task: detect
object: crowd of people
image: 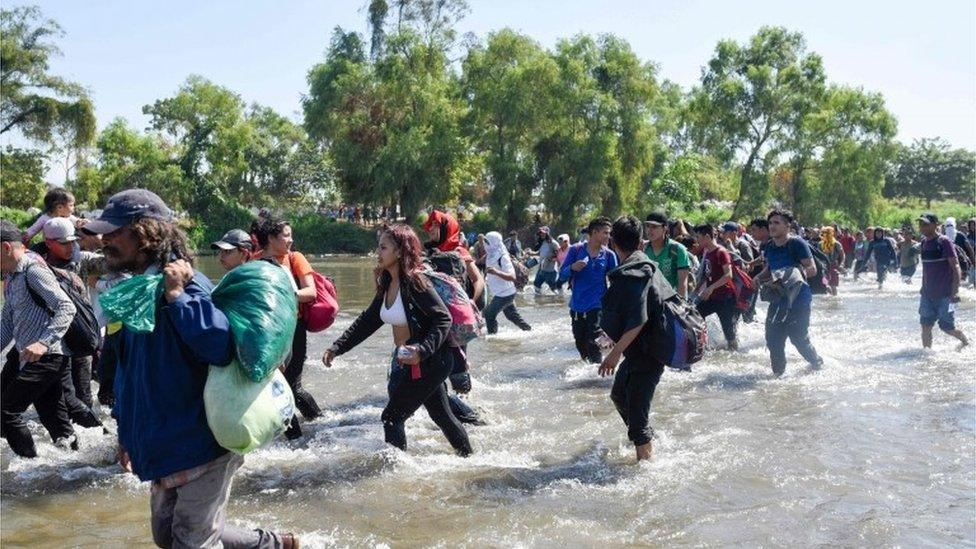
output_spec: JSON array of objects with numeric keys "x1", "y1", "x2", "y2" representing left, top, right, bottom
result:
[{"x1": 1, "y1": 186, "x2": 973, "y2": 548}]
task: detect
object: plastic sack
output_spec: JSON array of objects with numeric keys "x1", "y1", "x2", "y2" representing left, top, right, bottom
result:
[
  {"x1": 98, "y1": 274, "x2": 164, "y2": 333},
  {"x1": 211, "y1": 261, "x2": 297, "y2": 382},
  {"x1": 204, "y1": 361, "x2": 294, "y2": 454}
]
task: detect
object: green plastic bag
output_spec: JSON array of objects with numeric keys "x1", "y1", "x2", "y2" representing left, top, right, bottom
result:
[
  {"x1": 211, "y1": 261, "x2": 297, "y2": 382},
  {"x1": 99, "y1": 274, "x2": 164, "y2": 333},
  {"x1": 204, "y1": 361, "x2": 294, "y2": 454}
]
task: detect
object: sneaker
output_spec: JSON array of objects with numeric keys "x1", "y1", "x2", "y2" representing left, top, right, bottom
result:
[
  {"x1": 54, "y1": 434, "x2": 79, "y2": 451},
  {"x1": 280, "y1": 533, "x2": 300, "y2": 549}
]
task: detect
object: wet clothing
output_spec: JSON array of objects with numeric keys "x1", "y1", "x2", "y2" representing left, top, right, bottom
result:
[
  {"x1": 863, "y1": 237, "x2": 897, "y2": 282},
  {"x1": 919, "y1": 296, "x2": 956, "y2": 332},
  {"x1": 0, "y1": 353, "x2": 74, "y2": 458},
  {"x1": 762, "y1": 237, "x2": 813, "y2": 308},
  {"x1": 1, "y1": 254, "x2": 76, "y2": 361},
  {"x1": 611, "y1": 360, "x2": 665, "y2": 446},
  {"x1": 696, "y1": 296, "x2": 738, "y2": 348},
  {"x1": 485, "y1": 294, "x2": 531, "y2": 334},
  {"x1": 558, "y1": 244, "x2": 618, "y2": 313},
  {"x1": 765, "y1": 303, "x2": 821, "y2": 376},
  {"x1": 330, "y1": 275, "x2": 471, "y2": 454},
  {"x1": 643, "y1": 238, "x2": 690, "y2": 292},
  {"x1": 920, "y1": 235, "x2": 958, "y2": 300},
  {"x1": 150, "y1": 452, "x2": 285, "y2": 549},
  {"x1": 571, "y1": 309, "x2": 604, "y2": 364},
  {"x1": 115, "y1": 271, "x2": 234, "y2": 482}
]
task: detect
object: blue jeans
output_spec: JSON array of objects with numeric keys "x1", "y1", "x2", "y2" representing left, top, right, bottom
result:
[
  {"x1": 533, "y1": 270, "x2": 559, "y2": 292},
  {"x1": 484, "y1": 294, "x2": 531, "y2": 334},
  {"x1": 765, "y1": 303, "x2": 821, "y2": 376},
  {"x1": 919, "y1": 296, "x2": 955, "y2": 332}
]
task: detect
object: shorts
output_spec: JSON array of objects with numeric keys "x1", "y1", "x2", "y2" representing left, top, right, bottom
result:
[{"x1": 919, "y1": 296, "x2": 956, "y2": 332}]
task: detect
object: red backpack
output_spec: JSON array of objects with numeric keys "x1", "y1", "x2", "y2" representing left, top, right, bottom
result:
[{"x1": 301, "y1": 271, "x2": 339, "y2": 332}]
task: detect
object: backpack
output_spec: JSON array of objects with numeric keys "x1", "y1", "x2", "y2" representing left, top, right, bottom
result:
[
  {"x1": 496, "y1": 255, "x2": 529, "y2": 291},
  {"x1": 283, "y1": 254, "x2": 340, "y2": 333},
  {"x1": 25, "y1": 261, "x2": 99, "y2": 356},
  {"x1": 424, "y1": 270, "x2": 485, "y2": 346},
  {"x1": 954, "y1": 244, "x2": 972, "y2": 274},
  {"x1": 730, "y1": 263, "x2": 755, "y2": 312},
  {"x1": 653, "y1": 296, "x2": 708, "y2": 371},
  {"x1": 428, "y1": 250, "x2": 471, "y2": 295}
]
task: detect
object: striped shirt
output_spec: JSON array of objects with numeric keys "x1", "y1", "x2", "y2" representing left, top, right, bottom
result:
[{"x1": 1, "y1": 253, "x2": 76, "y2": 363}]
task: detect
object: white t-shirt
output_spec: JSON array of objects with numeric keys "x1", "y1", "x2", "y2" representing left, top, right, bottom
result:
[{"x1": 486, "y1": 253, "x2": 517, "y2": 298}]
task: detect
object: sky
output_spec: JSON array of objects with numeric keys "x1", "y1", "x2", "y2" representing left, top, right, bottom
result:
[{"x1": 9, "y1": 0, "x2": 976, "y2": 183}]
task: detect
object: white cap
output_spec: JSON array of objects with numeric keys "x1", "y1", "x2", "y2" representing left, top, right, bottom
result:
[{"x1": 43, "y1": 217, "x2": 78, "y2": 243}]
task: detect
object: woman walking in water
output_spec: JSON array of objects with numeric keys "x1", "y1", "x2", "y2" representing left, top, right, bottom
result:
[{"x1": 322, "y1": 225, "x2": 472, "y2": 456}]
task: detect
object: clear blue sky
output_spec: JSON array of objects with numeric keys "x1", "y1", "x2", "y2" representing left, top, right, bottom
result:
[{"x1": 11, "y1": 0, "x2": 976, "y2": 183}]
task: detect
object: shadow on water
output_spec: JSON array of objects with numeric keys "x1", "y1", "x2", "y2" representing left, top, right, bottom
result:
[
  {"x1": 235, "y1": 449, "x2": 398, "y2": 493},
  {"x1": 693, "y1": 371, "x2": 766, "y2": 392},
  {"x1": 465, "y1": 442, "x2": 625, "y2": 501}
]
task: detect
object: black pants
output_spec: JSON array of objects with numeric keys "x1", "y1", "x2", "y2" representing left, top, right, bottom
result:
[
  {"x1": 285, "y1": 319, "x2": 323, "y2": 425},
  {"x1": 60, "y1": 362, "x2": 102, "y2": 428},
  {"x1": 610, "y1": 359, "x2": 665, "y2": 446},
  {"x1": 696, "y1": 295, "x2": 739, "y2": 349},
  {"x1": 765, "y1": 303, "x2": 821, "y2": 376},
  {"x1": 71, "y1": 355, "x2": 94, "y2": 409},
  {"x1": 484, "y1": 294, "x2": 531, "y2": 334},
  {"x1": 1, "y1": 354, "x2": 75, "y2": 458},
  {"x1": 384, "y1": 349, "x2": 471, "y2": 455},
  {"x1": 96, "y1": 331, "x2": 121, "y2": 407},
  {"x1": 446, "y1": 345, "x2": 481, "y2": 424},
  {"x1": 571, "y1": 309, "x2": 603, "y2": 364}
]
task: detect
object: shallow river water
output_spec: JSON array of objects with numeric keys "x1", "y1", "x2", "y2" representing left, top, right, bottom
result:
[{"x1": 2, "y1": 255, "x2": 975, "y2": 547}]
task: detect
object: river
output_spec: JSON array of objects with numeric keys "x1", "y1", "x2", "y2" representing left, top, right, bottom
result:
[{"x1": 2, "y1": 255, "x2": 974, "y2": 547}]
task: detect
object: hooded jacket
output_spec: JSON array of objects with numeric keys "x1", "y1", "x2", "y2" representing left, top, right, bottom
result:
[{"x1": 600, "y1": 251, "x2": 676, "y2": 366}]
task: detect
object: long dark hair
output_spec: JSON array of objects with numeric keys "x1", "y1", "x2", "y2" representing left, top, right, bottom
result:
[
  {"x1": 375, "y1": 224, "x2": 428, "y2": 295},
  {"x1": 249, "y1": 214, "x2": 290, "y2": 248},
  {"x1": 131, "y1": 217, "x2": 194, "y2": 269}
]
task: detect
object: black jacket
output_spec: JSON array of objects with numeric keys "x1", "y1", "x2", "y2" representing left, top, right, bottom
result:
[
  {"x1": 601, "y1": 251, "x2": 676, "y2": 365},
  {"x1": 330, "y1": 274, "x2": 452, "y2": 364}
]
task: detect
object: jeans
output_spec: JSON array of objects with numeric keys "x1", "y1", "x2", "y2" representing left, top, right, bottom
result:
[
  {"x1": 71, "y1": 355, "x2": 94, "y2": 409},
  {"x1": 384, "y1": 350, "x2": 471, "y2": 455},
  {"x1": 96, "y1": 331, "x2": 121, "y2": 407},
  {"x1": 284, "y1": 319, "x2": 322, "y2": 439},
  {"x1": 571, "y1": 309, "x2": 603, "y2": 363},
  {"x1": 484, "y1": 294, "x2": 531, "y2": 334},
  {"x1": 919, "y1": 295, "x2": 955, "y2": 332},
  {"x1": 765, "y1": 303, "x2": 821, "y2": 376},
  {"x1": 60, "y1": 361, "x2": 102, "y2": 428},
  {"x1": 1, "y1": 353, "x2": 75, "y2": 458},
  {"x1": 150, "y1": 452, "x2": 285, "y2": 549},
  {"x1": 533, "y1": 270, "x2": 559, "y2": 292},
  {"x1": 696, "y1": 295, "x2": 739, "y2": 349},
  {"x1": 610, "y1": 359, "x2": 665, "y2": 446}
]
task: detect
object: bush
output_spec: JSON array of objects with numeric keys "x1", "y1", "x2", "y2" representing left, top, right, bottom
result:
[
  {"x1": 871, "y1": 199, "x2": 976, "y2": 230},
  {"x1": 288, "y1": 213, "x2": 377, "y2": 254},
  {"x1": 0, "y1": 206, "x2": 37, "y2": 229}
]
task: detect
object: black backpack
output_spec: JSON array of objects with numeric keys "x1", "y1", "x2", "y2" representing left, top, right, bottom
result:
[
  {"x1": 25, "y1": 262, "x2": 100, "y2": 356},
  {"x1": 787, "y1": 238, "x2": 829, "y2": 295},
  {"x1": 428, "y1": 250, "x2": 470, "y2": 294}
]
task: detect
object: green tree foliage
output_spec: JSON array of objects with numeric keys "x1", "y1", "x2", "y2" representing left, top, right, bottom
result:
[
  {"x1": 0, "y1": 6, "x2": 95, "y2": 148},
  {"x1": 462, "y1": 29, "x2": 558, "y2": 229},
  {"x1": 687, "y1": 27, "x2": 825, "y2": 219},
  {"x1": 884, "y1": 138, "x2": 975, "y2": 208},
  {"x1": 0, "y1": 146, "x2": 46, "y2": 208}
]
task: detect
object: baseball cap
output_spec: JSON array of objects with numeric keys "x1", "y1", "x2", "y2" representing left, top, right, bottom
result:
[
  {"x1": 43, "y1": 217, "x2": 79, "y2": 243},
  {"x1": 644, "y1": 212, "x2": 668, "y2": 226},
  {"x1": 537, "y1": 226, "x2": 550, "y2": 235},
  {"x1": 917, "y1": 213, "x2": 938, "y2": 225},
  {"x1": 720, "y1": 221, "x2": 740, "y2": 233},
  {"x1": 1, "y1": 220, "x2": 23, "y2": 243},
  {"x1": 210, "y1": 229, "x2": 254, "y2": 251},
  {"x1": 557, "y1": 233, "x2": 570, "y2": 243},
  {"x1": 82, "y1": 189, "x2": 173, "y2": 235}
]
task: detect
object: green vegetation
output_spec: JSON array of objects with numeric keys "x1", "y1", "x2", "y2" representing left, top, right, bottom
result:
[{"x1": 1, "y1": 2, "x2": 973, "y2": 247}]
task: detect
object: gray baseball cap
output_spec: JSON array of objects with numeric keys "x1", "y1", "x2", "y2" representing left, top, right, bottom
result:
[
  {"x1": 82, "y1": 189, "x2": 173, "y2": 235},
  {"x1": 210, "y1": 229, "x2": 254, "y2": 251},
  {"x1": 42, "y1": 217, "x2": 78, "y2": 243}
]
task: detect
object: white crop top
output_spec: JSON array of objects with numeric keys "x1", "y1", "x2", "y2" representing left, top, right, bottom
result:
[{"x1": 380, "y1": 291, "x2": 408, "y2": 326}]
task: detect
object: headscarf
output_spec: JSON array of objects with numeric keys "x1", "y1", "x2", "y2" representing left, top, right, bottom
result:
[
  {"x1": 485, "y1": 231, "x2": 507, "y2": 265},
  {"x1": 820, "y1": 226, "x2": 837, "y2": 254},
  {"x1": 422, "y1": 209, "x2": 461, "y2": 252},
  {"x1": 945, "y1": 217, "x2": 957, "y2": 242}
]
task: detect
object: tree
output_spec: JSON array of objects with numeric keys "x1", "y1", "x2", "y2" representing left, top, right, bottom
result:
[
  {"x1": 687, "y1": 27, "x2": 825, "y2": 219},
  {"x1": 462, "y1": 29, "x2": 558, "y2": 229},
  {"x1": 0, "y1": 146, "x2": 46, "y2": 208},
  {"x1": 143, "y1": 75, "x2": 252, "y2": 214},
  {"x1": 884, "y1": 138, "x2": 976, "y2": 208},
  {"x1": 0, "y1": 6, "x2": 95, "y2": 148}
]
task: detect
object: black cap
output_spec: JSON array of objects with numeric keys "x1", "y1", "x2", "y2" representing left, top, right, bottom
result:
[
  {"x1": 210, "y1": 229, "x2": 254, "y2": 251},
  {"x1": 645, "y1": 212, "x2": 668, "y2": 226},
  {"x1": 1, "y1": 220, "x2": 23, "y2": 242},
  {"x1": 83, "y1": 189, "x2": 173, "y2": 235},
  {"x1": 917, "y1": 213, "x2": 938, "y2": 225}
]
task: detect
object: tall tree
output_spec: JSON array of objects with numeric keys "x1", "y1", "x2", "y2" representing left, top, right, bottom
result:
[
  {"x1": 0, "y1": 146, "x2": 46, "y2": 208},
  {"x1": 687, "y1": 27, "x2": 825, "y2": 219},
  {"x1": 462, "y1": 29, "x2": 558, "y2": 229},
  {"x1": 0, "y1": 6, "x2": 95, "y2": 148},
  {"x1": 884, "y1": 138, "x2": 976, "y2": 208}
]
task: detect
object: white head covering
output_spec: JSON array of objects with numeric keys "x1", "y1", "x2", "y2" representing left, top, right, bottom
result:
[
  {"x1": 485, "y1": 231, "x2": 507, "y2": 263},
  {"x1": 945, "y1": 217, "x2": 957, "y2": 241}
]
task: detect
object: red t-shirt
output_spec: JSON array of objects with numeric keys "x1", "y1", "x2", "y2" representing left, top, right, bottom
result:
[
  {"x1": 839, "y1": 234, "x2": 856, "y2": 254},
  {"x1": 701, "y1": 246, "x2": 735, "y2": 300}
]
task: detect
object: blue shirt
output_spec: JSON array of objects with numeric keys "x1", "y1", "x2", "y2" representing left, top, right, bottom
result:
[
  {"x1": 115, "y1": 272, "x2": 234, "y2": 481},
  {"x1": 763, "y1": 237, "x2": 813, "y2": 308},
  {"x1": 558, "y1": 243, "x2": 618, "y2": 312}
]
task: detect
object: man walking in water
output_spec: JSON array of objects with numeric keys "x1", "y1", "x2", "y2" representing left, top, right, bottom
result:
[
  {"x1": 917, "y1": 214, "x2": 969, "y2": 350},
  {"x1": 83, "y1": 190, "x2": 296, "y2": 548},
  {"x1": 559, "y1": 217, "x2": 618, "y2": 364},
  {"x1": 754, "y1": 210, "x2": 823, "y2": 376},
  {"x1": 599, "y1": 216, "x2": 674, "y2": 461}
]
